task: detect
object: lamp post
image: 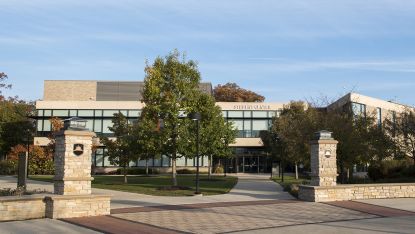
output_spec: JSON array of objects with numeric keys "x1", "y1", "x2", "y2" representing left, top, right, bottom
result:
[{"x1": 188, "y1": 112, "x2": 201, "y2": 194}]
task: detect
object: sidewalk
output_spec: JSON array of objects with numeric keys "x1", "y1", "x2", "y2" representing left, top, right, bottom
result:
[{"x1": 0, "y1": 175, "x2": 293, "y2": 209}]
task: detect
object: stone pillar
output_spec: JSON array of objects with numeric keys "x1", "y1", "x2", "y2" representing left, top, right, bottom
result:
[
  {"x1": 310, "y1": 130, "x2": 338, "y2": 187},
  {"x1": 53, "y1": 130, "x2": 96, "y2": 195}
]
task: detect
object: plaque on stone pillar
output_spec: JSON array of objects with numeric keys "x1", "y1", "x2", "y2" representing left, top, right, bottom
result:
[{"x1": 309, "y1": 130, "x2": 338, "y2": 187}]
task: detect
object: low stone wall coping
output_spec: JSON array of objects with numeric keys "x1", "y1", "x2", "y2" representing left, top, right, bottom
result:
[
  {"x1": 0, "y1": 194, "x2": 49, "y2": 203},
  {"x1": 55, "y1": 130, "x2": 96, "y2": 137},
  {"x1": 300, "y1": 183, "x2": 415, "y2": 190},
  {"x1": 44, "y1": 194, "x2": 112, "y2": 201},
  {"x1": 53, "y1": 177, "x2": 95, "y2": 181}
]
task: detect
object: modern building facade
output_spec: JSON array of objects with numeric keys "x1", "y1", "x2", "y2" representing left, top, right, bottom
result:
[
  {"x1": 34, "y1": 80, "x2": 411, "y2": 173},
  {"x1": 34, "y1": 80, "x2": 284, "y2": 173}
]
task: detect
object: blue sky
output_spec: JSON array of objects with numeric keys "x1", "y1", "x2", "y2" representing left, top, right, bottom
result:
[{"x1": 1, "y1": 0, "x2": 415, "y2": 105}]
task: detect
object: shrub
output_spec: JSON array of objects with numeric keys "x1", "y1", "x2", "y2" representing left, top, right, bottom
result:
[
  {"x1": 176, "y1": 169, "x2": 195, "y2": 174},
  {"x1": 368, "y1": 160, "x2": 412, "y2": 181},
  {"x1": 0, "y1": 160, "x2": 17, "y2": 175},
  {"x1": 116, "y1": 167, "x2": 159, "y2": 175},
  {"x1": 213, "y1": 165, "x2": 224, "y2": 174}
]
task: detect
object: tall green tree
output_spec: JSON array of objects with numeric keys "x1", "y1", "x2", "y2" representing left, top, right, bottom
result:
[
  {"x1": 180, "y1": 93, "x2": 237, "y2": 179},
  {"x1": 100, "y1": 113, "x2": 139, "y2": 183},
  {"x1": 271, "y1": 101, "x2": 318, "y2": 179},
  {"x1": 384, "y1": 109, "x2": 415, "y2": 172},
  {"x1": 141, "y1": 50, "x2": 202, "y2": 186}
]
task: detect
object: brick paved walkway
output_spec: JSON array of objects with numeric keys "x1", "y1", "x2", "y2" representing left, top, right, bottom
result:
[{"x1": 63, "y1": 200, "x2": 415, "y2": 234}]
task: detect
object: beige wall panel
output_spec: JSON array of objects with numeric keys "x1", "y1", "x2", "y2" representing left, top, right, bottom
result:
[{"x1": 44, "y1": 80, "x2": 97, "y2": 101}]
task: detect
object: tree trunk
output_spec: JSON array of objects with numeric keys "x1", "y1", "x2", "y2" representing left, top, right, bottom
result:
[
  {"x1": 172, "y1": 157, "x2": 177, "y2": 186},
  {"x1": 208, "y1": 155, "x2": 212, "y2": 180},
  {"x1": 145, "y1": 159, "x2": 149, "y2": 176},
  {"x1": 295, "y1": 162, "x2": 299, "y2": 180},
  {"x1": 123, "y1": 165, "x2": 128, "y2": 184}
]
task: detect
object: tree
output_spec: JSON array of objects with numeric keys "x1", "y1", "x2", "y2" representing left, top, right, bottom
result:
[
  {"x1": 259, "y1": 130, "x2": 282, "y2": 177},
  {"x1": 46, "y1": 116, "x2": 64, "y2": 155},
  {"x1": 0, "y1": 98, "x2": 35, "y2": 158},
  {"x1": 100, "y1": 113, "x2": 139, "y2": 183},
  {"x1": 213, "y1": 83, "x2": 265, "y2": 102},
  {"x1": 141, "y1": 50, "x2": 202, "y2": 186},
  {"x1": 271, "y1": 101, "x2": 318, "y2": 179},
  {"x1": 384, "y1": 109, "x2": 415, "y2": 173},
  {"x1": 180, "y1": 93, "x2": 237, "y2": 179},
  {"x1": 0, "y1": 72, "x2": 11, "y2": 100},
  {"x1": 135, "y1": 115, "x2": 161, "y2": 176}
]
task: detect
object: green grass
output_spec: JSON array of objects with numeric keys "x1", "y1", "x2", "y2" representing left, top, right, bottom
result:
[
  {"x1": 29, "y1": 175, "x2": 238, "y2": 196},
  {"x1": 272, "y1": 175, "x2": 310, "y2": 198}
]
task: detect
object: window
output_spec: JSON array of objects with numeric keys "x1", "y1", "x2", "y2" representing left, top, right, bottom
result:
[
  {"x1": 252, "y1": 111, "x2": 268, "y2": 118},
  {"x1": 85, "y1": 119, "x2": 94, "y2": 131},
  {"x1": 228, "y1": 111, "x2": 243, "y2": 118},
  {"x1": 230, "y1": 119, "x2": 244, "y2": 137},
  {"x1": 37, "y1": 110, "x2": 44, "y2": 117},
  {"x1": 244, "y1": 120, "x2": 252, "y2": 137},
  {"x1": 69, "y1": 110, "x2": 77, "y2": 117},
  {"x1": 129, "y1": 110, "x2": 140, "y2": 117},
  {"x1": 94, "y1": 119, "x2": 102, "y2": 132},
  {"x1": 221, "y1": 111, "x2": 227, "y2": 118},
  {"x1": 94, "y1": 110, "x2": 102, "y2": 117},
  {"x1": 244, "y1": 111, "x2": 252, "y2": 118},
  {"x1": 37, "y1": 120, "x2": 43, "y2": 131},
  {"x1": 44, "y1": 110, "x2": 52, "y2": 117},
  {"x1": 103, "y1": 110, "x2": 119, "y2": 117},
  {"x1": 78, "y1": 110, "x2": 94, "y2": 117},
  {"x1": 43, "y1": 119, "x2": 51, "y2": 131},
  {"x1": 252, "y1": 120, "x2": 268, "y2": 137},
  {"x1": 351, "y1": 103, "x2": 366, "y2": 117},
  {"x1": 377, "y1": 108, "x2": 382, "y2": 127},
  {"x1": 52, "y1": 110, "x2": 68, "y2": 117},
  {"x1": 102, "y1": 120, "x2": 113, "y2": 133}
]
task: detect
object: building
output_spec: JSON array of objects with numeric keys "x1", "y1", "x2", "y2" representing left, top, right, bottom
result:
[
  {"x1": 34, "y1": 81, "x2": 411, "y2": 173},
  {"x1": 34, "y1": 80, "x2": 285, "y2": 173}
]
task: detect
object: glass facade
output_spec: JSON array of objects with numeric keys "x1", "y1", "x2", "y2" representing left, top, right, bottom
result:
[
  {"x1": 36, "y1": 108, "x2": 280, "y2": 169},
  {"x1": 224, "y1": 110, "x2": 279, "y2": 138}
]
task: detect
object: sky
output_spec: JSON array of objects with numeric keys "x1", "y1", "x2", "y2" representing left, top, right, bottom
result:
[{"x1": 1, "y1": 0, "x2": 415, "y2": 106}]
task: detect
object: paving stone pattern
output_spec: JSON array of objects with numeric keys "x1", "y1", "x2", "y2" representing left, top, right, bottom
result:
[{"x1": 112, "y1": 202, "x2": 377, "y2": 234}]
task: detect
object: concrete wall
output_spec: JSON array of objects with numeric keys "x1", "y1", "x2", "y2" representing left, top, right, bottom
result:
[{"x1": 299, "y1": 183, "x2": 415, "y2": 202}]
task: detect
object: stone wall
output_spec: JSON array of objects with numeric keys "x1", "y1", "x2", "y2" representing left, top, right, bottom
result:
[
  {"x1": 45, "y1": 195, "x2": 111, "y2": 219},
  {"x1": 0, "y1": 196, "x2": 45, "y2": 221},
  {"x1": 0, "y1": 194, "x2": 111, "y2": 221},
  {"x1": 54, "y1": 130, "x2": 95, "y2": 195},
  {"x1": 299, "y1": 183, "x2": 415, "y2": 202}
]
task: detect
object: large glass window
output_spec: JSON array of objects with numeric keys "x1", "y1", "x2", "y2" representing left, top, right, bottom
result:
[
  {"x1": 52, "y1": 110, "x2": 68, "y2": 117},
  {"x1": 78, "y1": 110, "x2": 94, "y2": 117},
  {"x1": 44, "y1": 110, "x2": 52, "y2": 117},
  {"x1": 252, "y1": 111, "x2": 268, "y2": 118},
  {"x1": 244, "y1": 111, "x2": 252, "y2": 118},
  {"x1": 94, "y1": 119, "x2": 102, "y2": 132},
  {"x1": 37, "y1": 120, "x2": 43, "y2": 132},
  {"x1": 228, "y1": 111, "x2": 243, "y2": 118},
  {"x1": 221, "y1": 111, "x2": 227, "y2": 118},
  {"x1": 244, "y1": 120, "x2": 252, "y2": 137},
  {"x1": 69, "y1": 110, "x2": 77, "y2": 117},
  {"x1": 103, "y1": 110, "x2": 119, "y2": 117},
  {"x1": 129, "y1": 110, "x2": 140, "y2": 117},
  {"x1": 230, "y1": 119, "x2": 244, "y2": 137},
  {"x1": 94, "y1": 110, "x2": 102, "y2": 117},
  {"x1": 85, "y1": 119, "x2": 94, "y2": 131},
  {"x1": 43, "y1": 119, "x2": 51, "y2": 131},
  {"x1": 252, "y1": 120, "x2": 268, "y2": 137},
  {"x1": 102, "y1": 120, "x2": 113, "y2": 133},
  {"x1": 37, "y1": 110, "x2": 44, "y2": 117}
]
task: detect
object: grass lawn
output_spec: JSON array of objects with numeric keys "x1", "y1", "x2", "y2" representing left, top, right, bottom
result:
[
  {"x1": 29, "y1": 175, "x2": 238, "y2": 196},
  {"x1": 272, "y1": 175, "x2": 310, "y2": 198}
]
